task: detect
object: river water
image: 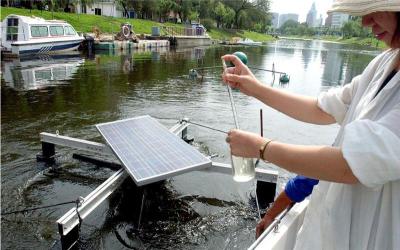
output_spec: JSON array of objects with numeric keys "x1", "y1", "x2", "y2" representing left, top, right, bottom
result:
[{"x1": 1, "y1": 40, "x2": 379, "y2": 249}]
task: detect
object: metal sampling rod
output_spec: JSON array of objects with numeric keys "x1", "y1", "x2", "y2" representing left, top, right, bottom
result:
[
  {"x1": 222, "y1": 59, "x2": 240, "y2": 129},
  {"x1": 192, "y1": 65, "x2": 286, "y2": 75}
]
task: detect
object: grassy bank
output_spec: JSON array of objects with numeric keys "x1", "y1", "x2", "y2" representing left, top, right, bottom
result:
[
  {"x1": 1, "y1": 7, "x2": 274, "y2": 42},
  {"x1": 282, "y1": 35, "x2": 386, "y2": 49},
  {"x1": 1, "y1": 7, "x2": 179, "y2": 35},
  {"x1": 323, "y1": 36, "x2": 386, "y2": 49}
]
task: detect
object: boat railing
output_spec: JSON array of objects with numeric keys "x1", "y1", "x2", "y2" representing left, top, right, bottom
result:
[
  {"x1": 161, "y1": 25, "x2": 206, "y2": 37},
  {"x1": 248, "y1": 200, "x2": 309, "y2": 250},
  {"x1": 248, "y1": 203, "x2": 295, "y2": 250}
]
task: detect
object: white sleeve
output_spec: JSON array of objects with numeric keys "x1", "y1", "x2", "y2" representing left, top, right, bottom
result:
[
  {"x1": 317, "y1": 75, "x2": 361, "y2": 125},
  {"x1": 341, "y1": 105, "x2": 400, "y2": 188}
]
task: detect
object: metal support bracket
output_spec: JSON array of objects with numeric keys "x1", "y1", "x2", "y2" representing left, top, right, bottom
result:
[{"x1": 39, "y1": 120, "x2": 278, "y2": 249}]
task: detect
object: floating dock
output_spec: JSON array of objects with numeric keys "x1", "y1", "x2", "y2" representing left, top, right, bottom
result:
[{"x1": 94, "y1": 40, "x2": 170, "y2": 51}]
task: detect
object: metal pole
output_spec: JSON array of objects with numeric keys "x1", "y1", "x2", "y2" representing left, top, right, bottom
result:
[
  {"x1": 255, "y1": 109, "x2": 263, "y2": 166},
  {"x1": 137, "y1": 191, "x2": 146, "y2": 229},
  {"x1": 222, "y1": 59, "x2": 240, "y2": 129},
  {"x1": 272, "y1": 63, "x2": 276, "y2": 85},
  {"x1": 260, "y1": 109, "x2": 263, "y2": 137}
]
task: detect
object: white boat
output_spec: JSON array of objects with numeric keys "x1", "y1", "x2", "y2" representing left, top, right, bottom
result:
[
  {"x1": 1, "y1": 14, "x2": 84, "y2": 56},
  {"x1": 237, "y1": 38, "x2": 262, "y2": 46}
]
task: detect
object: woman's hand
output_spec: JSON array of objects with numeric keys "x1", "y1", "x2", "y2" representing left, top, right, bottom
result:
[
  {"x1": 256, "y1": 214, "x2": 275, "y2": 239},
  {"x1": 226, "y1": 129, "x2": 266, "y2": 158},
  {"x1": 221, "y1": 54, "x2": 262, "y2": 97}
]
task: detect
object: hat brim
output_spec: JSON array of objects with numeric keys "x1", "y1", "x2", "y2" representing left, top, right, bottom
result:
[{"x1": 328, "y1": 1, "x2": 400, "y2": 16}]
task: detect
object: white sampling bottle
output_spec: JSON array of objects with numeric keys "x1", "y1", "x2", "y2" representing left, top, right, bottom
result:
[{"x1": 231, "y1": 155, "x2": 255, "y2": 182}]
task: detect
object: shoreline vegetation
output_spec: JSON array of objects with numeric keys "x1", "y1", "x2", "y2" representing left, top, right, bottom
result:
[
  {"x1": 1, "y1": 7, "x2": 384, "y2": 49},
  {"x1": 0, "y1": 7, "x2": 275, "y2": 43},
  {"x1": 280, "y1": 35, "x2": 386, "y2": 49}
]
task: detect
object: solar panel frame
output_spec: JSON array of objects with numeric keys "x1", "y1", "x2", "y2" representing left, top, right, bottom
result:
[{"x1": 96, "y1": 115, "x2": 212, "y2": 186}]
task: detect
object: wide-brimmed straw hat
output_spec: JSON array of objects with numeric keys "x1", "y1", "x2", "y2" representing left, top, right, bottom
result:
[{"x1": 328, "y1": 0, "x2": 400, "y2": 16}]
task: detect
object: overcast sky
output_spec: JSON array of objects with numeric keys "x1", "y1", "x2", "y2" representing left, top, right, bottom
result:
[{"x1": 270, "y1": 0, "x2": 333, "y2": 22}]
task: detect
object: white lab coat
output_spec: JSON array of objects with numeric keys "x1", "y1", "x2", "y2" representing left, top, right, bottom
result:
[{"x1": 294, "y1": 49, "x2": 400, "y2": 250}]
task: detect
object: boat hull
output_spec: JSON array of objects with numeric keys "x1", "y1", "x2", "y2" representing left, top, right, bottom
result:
[{"x1": 11, "y1": 39, "x2": 83, "y2": 55}]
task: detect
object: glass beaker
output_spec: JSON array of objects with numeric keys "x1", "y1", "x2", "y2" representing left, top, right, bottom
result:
[{"x1": 231, "y1": 155, "x2": 255, "y2": 182}]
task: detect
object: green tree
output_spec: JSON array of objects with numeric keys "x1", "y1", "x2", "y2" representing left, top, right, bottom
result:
[
  {"x1": 142, "y1": 0, "x2": 158, "y2": 20},
  {"x1": 222, "y1": 6, "x2": 235, "y2": 28},
  {"x1": 223, "y1": 0, "x2": 270, "y2": 29},
  {"x1": 156, "y1": 0, "x2": 175, "y2": 22},
  {"x1": 342, "y1": 20, "x2": 360, "y2": 38},
  {"x1": 223, "y1": 0, "x2": 253, "y2": 28},
  {"x1": 177, "y1": 0, "x2": 192, "y2": 23},
  {"x1": 115, "y1": 0, "x2": 131, "y2": 18},
  {"x1": 279, "y1": 19, "x2": 299, "y2": 34},
  {"x1": 198, "y1": 0, "x2": 214, "y2": 19},
  {"x1": 214, "y1": 2, "x2": 226, "y2": 28},
  {"x1": 188, "y1": 10, "x2": 199, "y2": 22},
  {"x1": 131, "y1": 0, "x2": 144, "y2": 18}
]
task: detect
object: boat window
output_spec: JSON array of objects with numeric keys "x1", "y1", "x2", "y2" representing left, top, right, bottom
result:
[
  {"x1": 52, "y1": 66, "x2": 67, "y2": 79},
  {"x1": 7, "y1": 18, "x2": 18, "y2": 26},
  {"x1": 50, "y1": 26, "x2": 64, "y2": 36},
  {"x1": 6, "y1": 18, "x2": 19, "y2": 41},
  {"x1": 64, "y1": 26, "x2": 76, "y2": 35},
  {"x1": 35, "y1": 69, "x2": 52, "y2": 81},
  {"x1": 31, "y1": 26, "x2": 49, "y2": 37}
]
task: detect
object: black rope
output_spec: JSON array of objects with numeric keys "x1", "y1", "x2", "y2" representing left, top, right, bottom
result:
[
  {"x1": 183, "y1": 120, "x2": 228, "y2": 134},
  {"x1": 248, "y1": 66, "x2": 286, "y2": 74},
  {"x1": 150, "y1": 116, "x2": 177, "y2": 121},
  {"x1": 75, "y1": 198, "x2": 83, "y2": 231},
  {"x1": 1, "y1": 200, "x2": 78, "y2": 216},
  {"x1": 151, "y1": 116, "x2": 228, "y2": 134}
]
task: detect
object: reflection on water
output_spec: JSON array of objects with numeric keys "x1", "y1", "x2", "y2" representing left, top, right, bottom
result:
[
  {"x1": 257, "y1": 40, "x2": 377, "y2": 95},
  {"x1": 1, "y1": 41, "x2": 379, "y2": 249},
  {"x1": 2, "y1": 54, "x2": 84, "y2": 91}
]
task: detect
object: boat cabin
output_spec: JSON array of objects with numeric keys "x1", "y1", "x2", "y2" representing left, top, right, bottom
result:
[{"x1": 1, "y1": 15, "x2": 83, "y2": 55}]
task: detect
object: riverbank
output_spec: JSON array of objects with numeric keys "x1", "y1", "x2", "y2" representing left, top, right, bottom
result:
[
  {"x1": 1, "y1": 7, "x2": 274, "y2": 43},
  {"x1": 280, "y1": 35, "x2": 387, "y2": 49}
]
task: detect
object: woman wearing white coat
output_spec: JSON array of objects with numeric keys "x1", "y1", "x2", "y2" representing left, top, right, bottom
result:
[{"x1": 223, "y1": 0, "x2": 400, "y2": 249}]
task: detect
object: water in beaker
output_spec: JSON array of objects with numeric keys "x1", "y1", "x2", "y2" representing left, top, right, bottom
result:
[{"x1": 231, "y1": 155, "x2": 255, "y2": 182}]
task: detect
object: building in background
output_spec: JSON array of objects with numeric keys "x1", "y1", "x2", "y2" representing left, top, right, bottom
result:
[
  {"x1": 316, "y1": 14, "x2": 323, "y2": 27},
  {"x1": 325, "y1": 13, "x2": 333, "y2": 27},
  {"x1": 278, "y1": 13, "x2": 299, "y2": 28},
  {"x1": 330, "y1": 12, "x2": 349, "y2": 28},
  {"x1": 75, "y1": 0, "x2": 123, "y2": 18},
  {"x1": 271, "y1": 12, "x2": 279, "y2": 29},
  {"x1": 306, "y1": 2, "x2": 317, "y2": 27},
  {"x1": 328, "y1": 0, "x2": 350, "y2": 28}
]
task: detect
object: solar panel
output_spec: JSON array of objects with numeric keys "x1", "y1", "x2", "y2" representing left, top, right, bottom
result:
[{"x1": 96, "y1": 115, "x2": 212, "y2": 186}]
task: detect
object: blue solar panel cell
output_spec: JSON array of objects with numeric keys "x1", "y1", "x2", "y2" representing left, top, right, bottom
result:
[{"x1": 96, "y1": 115, "x2": 211, "y2": 186}]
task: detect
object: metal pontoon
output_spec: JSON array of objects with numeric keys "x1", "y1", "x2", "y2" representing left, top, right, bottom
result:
[{"x1": 37, "y1": 119, "x2": 279, "y2": 249}]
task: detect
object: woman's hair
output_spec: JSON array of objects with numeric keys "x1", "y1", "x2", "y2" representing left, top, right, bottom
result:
[{"x1": 391, "y1": 12, "x2": 400, "y2": 48}]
